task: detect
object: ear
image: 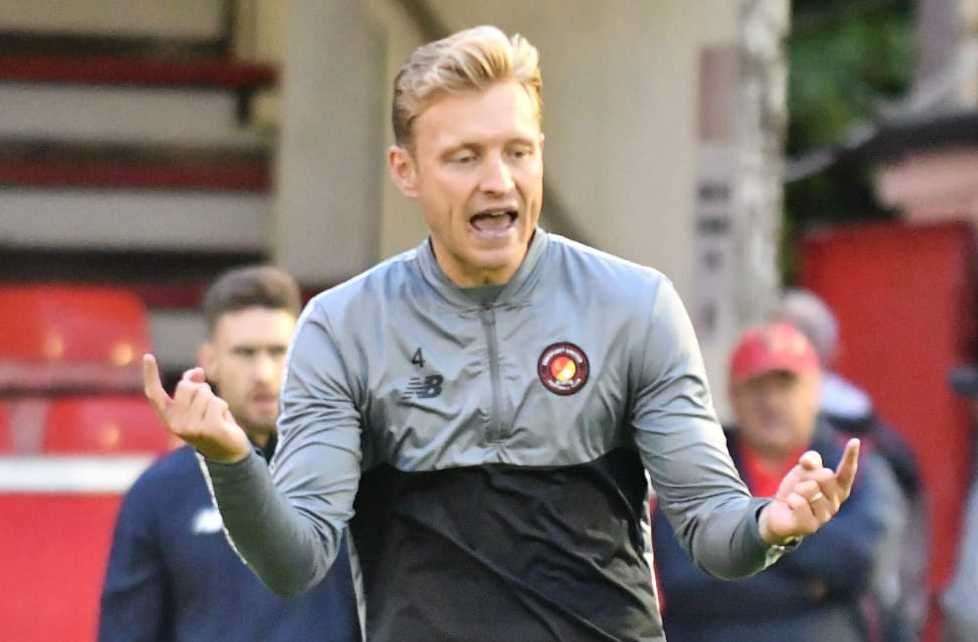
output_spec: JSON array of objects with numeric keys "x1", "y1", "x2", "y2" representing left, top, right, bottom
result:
[
  {"x1": 388, "y1": 145, "x2": 420, "y2": 199},
  {"x1": 197, "y1": 342, "x2": 217, "y2": 381}
]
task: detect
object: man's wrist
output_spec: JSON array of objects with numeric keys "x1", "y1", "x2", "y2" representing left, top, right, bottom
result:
[
  {"x1": 199, "y1": 444, "x2": 251, "y2": 465},
  {"x1": 757, "y1": 502, "x2": 800, "y2": 547}
]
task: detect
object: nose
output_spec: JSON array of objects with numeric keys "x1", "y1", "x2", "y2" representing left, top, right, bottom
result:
[
  {"x1": 253, "y1": 351, "x2": 276, "y2": 384},
  {"x1": 479, "y1": 154, "x2": 515, "y2": 195}
]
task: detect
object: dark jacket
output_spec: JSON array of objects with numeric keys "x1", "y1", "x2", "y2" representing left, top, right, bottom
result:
[
  {"x1": 99, "y1": 445, "x2": 360, "y2": 642},
  {"x1": 652, "y1": 423, "x2": 887, "y2": 642}
]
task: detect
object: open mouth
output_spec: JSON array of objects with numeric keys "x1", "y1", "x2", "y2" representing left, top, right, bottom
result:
[
  {"x1": 250, "y1": 392, "x2": 278, "y2": 408},
  {"x1": 469, "y1": 207, "x2": 518, "y2": 236}
]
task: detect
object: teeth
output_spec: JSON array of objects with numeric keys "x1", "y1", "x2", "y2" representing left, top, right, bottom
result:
[
  {"x1": 471, "y1": 209, "x2": 516, "y2": 232},
  {"x1": 474, "y1": 209, "x2": 516, "y2": 218}
]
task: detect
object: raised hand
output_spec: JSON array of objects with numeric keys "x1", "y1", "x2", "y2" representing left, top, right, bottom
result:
[
  {"x1": 143, "y1": 353, "x2": 251, "y2": 463},
  {"x1": 758, "y1": 438, "x2": 861, "y2": 545}
]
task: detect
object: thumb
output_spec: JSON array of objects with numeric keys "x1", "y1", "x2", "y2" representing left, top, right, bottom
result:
[
  {"x1": 798, "y1": 450, "x2": 823, "y2": 471},
  {"x1": 182, "y1": 367, "x2": 207, "y2": 384}
]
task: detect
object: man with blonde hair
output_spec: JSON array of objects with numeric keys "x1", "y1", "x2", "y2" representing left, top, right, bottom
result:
[{"x1": 144, "y1": 27, "x2": 861, "y2": 641}]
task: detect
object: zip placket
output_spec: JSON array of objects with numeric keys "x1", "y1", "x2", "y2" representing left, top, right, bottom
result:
[{"x1": 479, "y1": 302, "x2": 505, "y2": 443}]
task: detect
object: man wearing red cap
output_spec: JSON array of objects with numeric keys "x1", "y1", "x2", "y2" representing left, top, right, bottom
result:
[{"x1": 652, "y1": 323, "x2": 887, "y2": 642}]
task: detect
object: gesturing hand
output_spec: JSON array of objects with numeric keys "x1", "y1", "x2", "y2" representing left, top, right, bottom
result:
[
  {"x1": 758, "y1": 438, "x2": 861, "y2": 545},
  {"x1": 143, "y1": 353, "x2": 251, "y2": 463}
]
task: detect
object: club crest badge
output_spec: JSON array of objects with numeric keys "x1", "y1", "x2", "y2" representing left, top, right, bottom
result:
[{"x1": 537, "y1": 342, "x2": 589, "y2": 395}]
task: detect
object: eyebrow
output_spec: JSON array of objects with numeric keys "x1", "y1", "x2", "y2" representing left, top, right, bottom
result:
[
  {"x1": 441, "y1": 137, "x2": 537, "y2": 156},
  {"x1": 230, "y1": 343, "x2": 288, "y2": 352}
]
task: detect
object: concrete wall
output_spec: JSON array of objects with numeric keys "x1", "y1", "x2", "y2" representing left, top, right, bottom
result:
[{"x1": 272, "y1": 1, "x2": 387, "y2": 284}]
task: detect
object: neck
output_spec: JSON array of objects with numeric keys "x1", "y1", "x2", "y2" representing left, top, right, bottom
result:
[
  {"x1": 244, "y1": 427, "x2": 272, "y2": 449},
  {"x1": 429, "y1": 234, "x2": 533, "y2": 288}
]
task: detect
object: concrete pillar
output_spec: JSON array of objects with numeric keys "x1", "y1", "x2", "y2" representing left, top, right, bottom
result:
[
  {"x1": 272, "y1": 1, "x2": 385, "y2": 285},
  {"x1": 691, "y1": 0, "x2": 789, "y2": 419}
]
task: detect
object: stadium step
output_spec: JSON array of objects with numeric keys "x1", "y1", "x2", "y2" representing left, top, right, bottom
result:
[
  {"x1": 0, "y1": 54, "x2": 275, "y2": 145},
  {"x1": 0, "y1": 138, "x2": 270, "y2": 191},
  {"x1": 0, "y1": 0, "x2": 227, "y2": 42},
  {"x1": 0, "y1": 190, "x2": 268, "y2": 252},
  {"x1": 0, "y1": 3, "x2": 284, "y2": 376}
]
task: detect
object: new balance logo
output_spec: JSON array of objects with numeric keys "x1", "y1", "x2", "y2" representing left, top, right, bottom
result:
[{"x1": 402, "y1": 374, "x2": 444, "y2": 400}]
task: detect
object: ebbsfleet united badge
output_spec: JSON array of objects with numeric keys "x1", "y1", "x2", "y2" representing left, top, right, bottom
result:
[{"x1": 537, "y1": 342, "x2": 589, "y2": 395}]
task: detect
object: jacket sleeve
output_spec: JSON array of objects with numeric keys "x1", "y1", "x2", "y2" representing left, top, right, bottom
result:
[
  {"x1": 204, "y1": 302, "x2": 363, "y2": 597},
  {"x1": 631, "y1": 278, "x2": 772, "y2": 579},
  {"x1": 98, "y1": 480, "x2": 167, "y2": 642}
]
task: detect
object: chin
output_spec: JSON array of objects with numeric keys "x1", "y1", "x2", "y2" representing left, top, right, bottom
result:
[
  {"x1": 241, "y1": 414, "x2": 277, "y2": 434},
  {"x1": 470, "y1": 245, "x2": 522, "y2": 267}
]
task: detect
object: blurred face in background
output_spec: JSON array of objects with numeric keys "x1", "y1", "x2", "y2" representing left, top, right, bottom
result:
[
  {"x1": 731, "y1": 370, "x2": 821, "y2": 462},
  {"x1": 388, "y1": 80, "x2": 544, "y2": 286},
  {"x1": 198, "y1": 306, "x2": 296, "y2": 447}
]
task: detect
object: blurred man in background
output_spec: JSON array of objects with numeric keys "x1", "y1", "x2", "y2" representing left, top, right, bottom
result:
[
  {"x1": 653, "y1": 322, "x2": 886, "y2": 642},
  {"x1": 99, "y1": 266, "x2": 359, "y2": 642},
  {"x1": 773, "y1": 288, "x2": 927, "y2": 640},
  {"x1": 941, "y1": 366, "x2": 978, "y2": 642}
]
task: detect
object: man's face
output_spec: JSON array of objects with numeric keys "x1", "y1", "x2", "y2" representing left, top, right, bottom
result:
[
  {"x1": 388, "y1": 80, "x2": 544, "y2": 286},
  {"x1": 199, "y1": 307, "x2": 296, "y2": 445},
  {"x1": 730, "y1": 370, "x2": 821, "y2": 460}
]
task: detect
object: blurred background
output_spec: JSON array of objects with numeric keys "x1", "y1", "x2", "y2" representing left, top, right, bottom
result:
[{"x1": 0, "y1": 0, "x2": 974, "y2": 640}]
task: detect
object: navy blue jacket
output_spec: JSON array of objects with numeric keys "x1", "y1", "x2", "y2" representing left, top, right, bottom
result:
[
  {"x1": 652, "y1": 424, "x2": 886, "y2": 642},
  {"x1": 99, "y1": 445, "x2": 360, "y2": 642}
]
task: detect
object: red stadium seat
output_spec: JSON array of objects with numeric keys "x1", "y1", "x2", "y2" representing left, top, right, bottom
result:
[
  {"x1": 43, "y1": 395, "x2": 172, "y2": 455},
  {"x1": 0, "y1": 285, "x2": 150, "y2": 392}
]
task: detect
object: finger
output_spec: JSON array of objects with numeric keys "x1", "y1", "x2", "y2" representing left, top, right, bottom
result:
[
  {"x1": 799, "y1": 450, "x2": 823, "y2": 471},
  {"x1": 188, "y1": 382, "x2": 214, "y2": 427},
  {"x1": 786, "y1": 493, "x2": 818, "y2": 533},
  {"x1": 797, "y1": 467, "x2": 844, "y2": 512},
  {"x1": 835, "y1": 438, "x2": 861, "y2": 492},
  {"x1": 142, "y1": 354, "x2": 171, "y2": 414},
  {"x1": 794, "y1": 479, "x2": 821, "y2": 498},
  {"x1": 797, "y1": 480, "x2": 837, "y2": 519},
  {"x1": 203, "y1": 396, "x2": 230, "y2": 428},
  {"x1": 173, "y1": 379, "x2": 199, "y2": 410},
  {"x1": 182, "y1": 367, "x2": 206, "y2": 384}
]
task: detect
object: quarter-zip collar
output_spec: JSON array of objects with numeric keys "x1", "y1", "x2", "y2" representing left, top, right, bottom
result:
[{"x1": 416, "y1": 228, "x2": 550, "y2": 309}]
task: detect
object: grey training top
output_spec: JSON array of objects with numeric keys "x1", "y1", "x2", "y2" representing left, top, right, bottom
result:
[{"x1": 205, "y1": 230, "x2": 776, "y2": 642}]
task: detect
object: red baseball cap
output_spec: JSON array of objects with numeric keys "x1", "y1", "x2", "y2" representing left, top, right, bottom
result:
[{"x1": 729, "y1": 322, "x2": 820, "y2": 386}]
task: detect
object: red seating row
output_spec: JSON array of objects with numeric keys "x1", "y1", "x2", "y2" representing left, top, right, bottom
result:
[
  {"x1": 0, "y1": 395, "x2": 172, "y2": 455},
  {"x1": 0, "y1": 285, "x2": 150, "y2": 393}
]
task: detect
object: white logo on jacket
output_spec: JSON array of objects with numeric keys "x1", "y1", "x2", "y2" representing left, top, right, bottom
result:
[{"x1": 192, "y1": 507, "x2": 224, "y2": 534}]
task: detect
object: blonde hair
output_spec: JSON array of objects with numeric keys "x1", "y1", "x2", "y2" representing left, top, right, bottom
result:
[{"x1": 392, "y1": 25, "x2": 543, "y2": 146}]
